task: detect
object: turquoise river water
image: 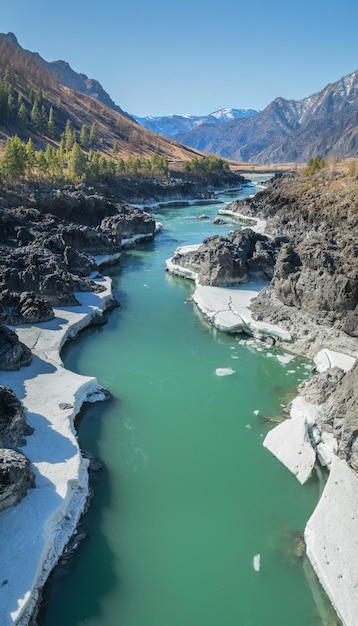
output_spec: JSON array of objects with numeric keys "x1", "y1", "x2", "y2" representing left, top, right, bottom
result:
[{"x1": 39, "y1": 179, "x2": 339, "y2": 626}]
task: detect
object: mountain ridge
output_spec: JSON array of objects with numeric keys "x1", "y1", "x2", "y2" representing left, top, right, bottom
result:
[
  {"x1": 175, "y1": 70, "x2": 358, "y2": 163},
  {"x1": 134, "y1": 108, "x2": 259, "y2": 138},
  {"x1": 1, "y1": 32, "x2": 133, "y2": 120},
  {"x1": 0, "y1": 33, "x2": 206, "y2": 164}
]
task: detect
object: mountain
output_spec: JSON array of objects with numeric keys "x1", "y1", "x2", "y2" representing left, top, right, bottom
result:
[
  {"x1": 133, "y1": 108, "x2": 259, "y2": 139},
  {"x1": 1, "y1": 32, "x2": 132, "y2": 119},
  {"x1": 175, "y1": 71, "x2": 358, "y2": 163},
  {"x1": 0, "y1": 33, "x2": 203, "y2": 162}
]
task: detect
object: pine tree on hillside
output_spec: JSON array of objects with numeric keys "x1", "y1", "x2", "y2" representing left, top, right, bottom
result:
[
  {"x1": 89, "y1": 122, "x2": 98, "y2": 146},
  {"x1": 25, "y1": 138, "x2": 36, "y2": 177},
  {"x1": 17, "y1": 101, "x2": 27, "y2": 127},
  {"x1": 30, "y1": 99, "x2": 42, "y2": 130},
  {"x1": 47, "y1": 106, "x2": 56, "y2": 138},
  {"x1": 1, "y1": 135, "x2": 27, "y2": 181},
  {"x1": 79, "y1": 124, "x2": 90, "y2": 149}
]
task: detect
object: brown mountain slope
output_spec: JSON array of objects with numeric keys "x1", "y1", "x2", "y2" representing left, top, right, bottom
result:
[{"x1": 0, "y1": 34, "x2": 203, "y2": 163}]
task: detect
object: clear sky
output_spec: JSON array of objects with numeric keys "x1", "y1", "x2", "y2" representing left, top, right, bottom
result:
[{"x1": 2, "y1": 0, "x2": 358, "y2": 117}]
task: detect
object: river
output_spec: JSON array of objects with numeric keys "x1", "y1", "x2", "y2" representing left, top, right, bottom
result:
[{"x1": 39, "y1": 178, "x2": 339, "y2": 626}]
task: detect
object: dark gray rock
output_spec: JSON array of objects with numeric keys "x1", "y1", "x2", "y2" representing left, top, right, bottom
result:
[
  {"x1": 0, "y1": 324, "x2": 32, "y2": 370},
  {"x1": 59, "y1": 224, "x2": 116, "y2": 256},
  {"x1": 271, "y1": 240, "x2": 358, "y2": 326},
  {"x1": 301, "y1": 362, "x2": 358, "y2": 472},
  {"x1": 0, "y1": 385, "x2": 33, "y2": 448},
  {"x1": 171, "y1": 228, "x2": 284, "y2": 286},
  {"x1": 324, "y1": 361, "x2": 358, "y2": 471},
  {"x1": 0, "y1": 189, "x2": 157, "y2": 319},
  {"x1": 0, "y1": 290, "x2": 54, "y2": 325},
  {"x1": 0, "y1": 448, "x2": 35, "y2": 512},
  {"x1": 100, "y1": 206, "x2": 155, "y2": 245}
]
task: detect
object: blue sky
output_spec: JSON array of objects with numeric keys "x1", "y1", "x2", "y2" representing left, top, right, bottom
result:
[{"x1": 2, "y1": 0, "x2": 358, "y2": 117}]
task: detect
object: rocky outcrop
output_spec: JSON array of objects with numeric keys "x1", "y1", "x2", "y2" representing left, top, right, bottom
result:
[
  {"x1": 257, "y1": 237, "x2": 358, "y2": 330},
  {"x1": 0, "y1": 386, "x2": 34, "y2": 512},
  {"x1": 0, "y1": 385, "x2": 33, "y2": 448},
  {"x1": 100, "y1": 205, "x2": 155, "y2": 244},
  {"x1": 0, "y1": 324, "x2": 32, "y2": 370},
  {"x1": 0, "y1": 448, "x2": 34, "y2": 512},
  {"x1": 0, "y1": 290, "x2": 54, "y2": 325},
  {"x1": 225, "y1": 171, "x2": 358, "y2": 342},
  {"x1": 170, "y1": 229, "x2": 285, "y2": 286},
  {"x1": 302, "y1": 361, "x2": 358, "y2": 472},
  {"x1": 0, "y1": 186, "x2": 157, "y2": 322}
]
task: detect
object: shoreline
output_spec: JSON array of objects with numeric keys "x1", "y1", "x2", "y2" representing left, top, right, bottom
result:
[
  {"x1": 2, "y1": 178, "x2": 355, "y2": 624},
  {"x1": 166, "y1": 231, "x2": 358, "y2": 626},
  {"x1": 0, "y1": 183, "x2": 252, "y2": 624},
  {"x1": 0, "y1": 275, "x2": 115, "y2": 625}
]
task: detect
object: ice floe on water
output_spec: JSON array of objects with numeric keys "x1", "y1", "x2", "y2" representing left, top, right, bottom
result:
[
  {"x1": 276, "y1": 353, "x2": 295, "y2": 365},
  {"x1": 314, "y1": 348, "x2": 356, "y2": 373},
  {"x1": 215, "y1": 367, "x2": 235, "y2": 376},
  {"x1": 253, "y1": 554, "x2": 261, "y2": 571}
]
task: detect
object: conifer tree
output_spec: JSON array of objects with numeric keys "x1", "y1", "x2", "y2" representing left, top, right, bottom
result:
[
  {"x1": 25, "y1": 138, "x2": 36, "y2": 177},
  {"x1": 63, "y1": 119, "x2": 76, "y2": 151},
  {"x1": 17, "y1": 96, "x2": 27, "y2": 128},
  {"x1": 89, "y1": 122, "x2": 98, "y2": 146},
  {"x1": 30, "y1": 99, "x2": 42, "y2": 130},
  {"x1": 40, "y1": 104, "x2": 48, "y2": 133},
  {"x1": 2, "y1": 135, "x2": 27, "y2": 181},
  {"x1": 36, "y1": 150, "x2": 47, "y2": 179},
  {"x1": 79, "y1": 124, "x2": 90, "y2": 149},
  {"x1": 67, "y1": 142, "x2": 87, "y2": 180},
  {"x1": 47, "y1": 106, "x2": 56, "y2": 138}
]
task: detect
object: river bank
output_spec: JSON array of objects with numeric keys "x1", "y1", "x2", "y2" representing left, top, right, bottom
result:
[
  {"x1": 0, "y1": 176, "x2": 247, "y2": 624},
  {"x1": 0, "y1": 275, "x2": 116, "y2": 625},
  {"x1": 165, "y1": 170, "x2": 358, "y2": 626},
  {"x1": 1, "y1": 170, "x2": 354, "y2": 625}
]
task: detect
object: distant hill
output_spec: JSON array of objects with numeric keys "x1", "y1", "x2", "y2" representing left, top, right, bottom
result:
[
  {"x1": 175, "y1": 71, "x2": 358, "y2": 163},
  {"x1": 0, "y1": 33, "x2": 203, "y2": 163},
  {"x1": 134, "y1": 108, "x2": 259, "y2": 138}
]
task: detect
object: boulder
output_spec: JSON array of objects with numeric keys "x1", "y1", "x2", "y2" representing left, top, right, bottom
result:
[
  {"x1": 0, "y1": 448, "x2": 35, "y2": 512},
  {"x1": 170, "y1": 228, "x2": 284, "y2": 286},
  {"x1": 0, "y1": 385, "x2": 33, "y2": 447},
  {"x1": 100, "y1": 205, "x2": 155, "y2": 244},
  {"x1": 0, "y1": 290, "x2": 54, "y2": 325},
  {"x1": 0, "y1": 324, "x2": 32, "y2": 370}
]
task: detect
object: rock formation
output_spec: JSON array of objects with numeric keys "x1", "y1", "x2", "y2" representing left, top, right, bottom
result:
[
  {"x1": 0, "y1": 185, "x2": 157, "y2": 323},
  {"x1": 0, "y1": 324, "x2": 32, "y2": 370},
  {"x1": 0, "y1": 385, "x2": 33, "y2": 448},
  {"x1": 0, "y1": 387, "x2": 34, "y2": 512},
  {"x1": 170, "y1": 229, "x2": 286, "y2": 286},
  {"x1": 0, "y1": 448, "x2": 34, "y2": 512},
  {"x1": 224, "y1": 170, "x2": 358, "y2": 346},
  {"x1": 301, "y1": 361, "x2": 358, "y2": 472}
]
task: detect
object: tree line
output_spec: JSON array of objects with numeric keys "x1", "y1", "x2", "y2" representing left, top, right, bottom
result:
[
  {"x1": 182, "y1": 155, "x2": 231, "y2": 179},
  {"x1": 0, "y1": 134, "x2": 170, "y2": 186}
]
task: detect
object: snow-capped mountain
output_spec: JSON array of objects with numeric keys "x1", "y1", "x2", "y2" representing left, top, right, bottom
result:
[
  {"x1": 175, "y1": 70, "x2": 358, "y2": 163},
  {"x1": 133, "y1": 108, "x2": 259, "y2": 139}
]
